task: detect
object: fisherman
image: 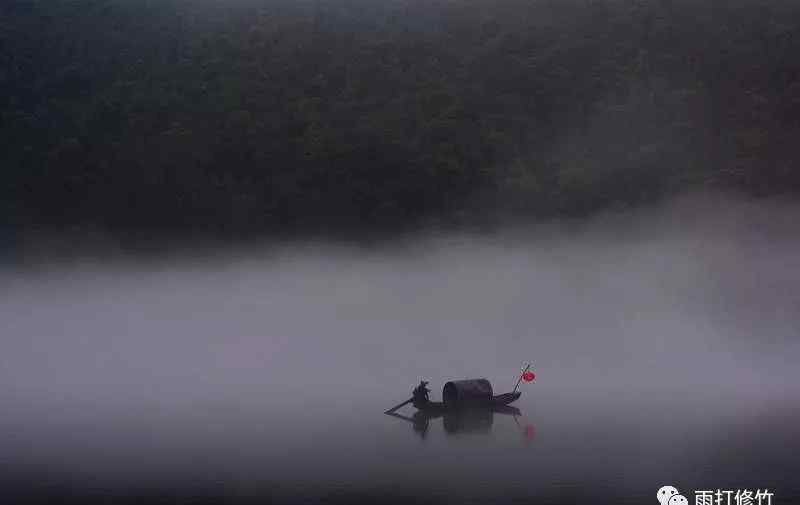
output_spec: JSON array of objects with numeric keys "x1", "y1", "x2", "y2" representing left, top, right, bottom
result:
[{"x1": 412, "y1": 380, "x2": 430, "y2": 407}]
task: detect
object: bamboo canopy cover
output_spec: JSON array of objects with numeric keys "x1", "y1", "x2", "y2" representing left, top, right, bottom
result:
[{"x1": 442, "y1": 378, "x2": 493, "y2": 407}]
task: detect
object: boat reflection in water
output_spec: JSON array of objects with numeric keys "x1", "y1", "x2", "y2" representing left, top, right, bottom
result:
[{"x1": 385, "y1": 405, "x2": 530, "y2": 439}]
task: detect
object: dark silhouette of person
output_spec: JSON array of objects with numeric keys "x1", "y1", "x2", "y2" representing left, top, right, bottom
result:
[{"x1": 412, "y1": 380, "x2": 430, "y2": 408}]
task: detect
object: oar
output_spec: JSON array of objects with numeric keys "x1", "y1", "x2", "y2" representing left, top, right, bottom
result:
[{"x1": 384, "y1": 397, "x2": 413, "y2": 414}]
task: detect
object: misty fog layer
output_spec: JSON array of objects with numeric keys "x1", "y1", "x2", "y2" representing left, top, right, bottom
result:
[
  {"x1": 3, "y1": 194, "x2": 798, "y2": 405},
  {"x1": 1, "y1": 194, "x2": 799, "y2": 504}
]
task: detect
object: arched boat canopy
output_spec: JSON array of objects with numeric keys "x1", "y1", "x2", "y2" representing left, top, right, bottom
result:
[{"x1": 442, "y1": 378, "x2": 493, "y2": 407}]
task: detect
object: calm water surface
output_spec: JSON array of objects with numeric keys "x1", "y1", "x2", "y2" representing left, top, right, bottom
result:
[{"x1": 3, "y1": 201, "x2": 799, "y2": 504}]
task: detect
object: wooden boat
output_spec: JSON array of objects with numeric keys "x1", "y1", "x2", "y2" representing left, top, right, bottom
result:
[
  {"x1": 386, "y1": 365, "x2": 533, "y2": 415},
  {"x1": 385, "y1": 368, "x2": 534, "y2": 439},
  {"x1": 413, "y1": 391, "x2": 521, "y2": 413},
  {"x1": 386, "y1": 377, "x2": 525, "y2": 415}
]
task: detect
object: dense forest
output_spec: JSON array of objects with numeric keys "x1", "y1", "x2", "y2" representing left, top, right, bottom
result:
[{"x1": 3, "y1": 0, "x2": 800, "y2": 240}]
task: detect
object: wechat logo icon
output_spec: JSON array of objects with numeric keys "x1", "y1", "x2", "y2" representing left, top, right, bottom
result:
[{"x1": 658, "y1": 486, "x2": 688, "y2": 505}]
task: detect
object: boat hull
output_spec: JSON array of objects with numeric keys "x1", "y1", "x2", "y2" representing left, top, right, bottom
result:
[{"x1": 414, "y1": 391, "x2": 521, "y2": 412}]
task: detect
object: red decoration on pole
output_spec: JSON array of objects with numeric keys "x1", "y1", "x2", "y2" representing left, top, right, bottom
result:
[{"x1": 522, "y1": 370, "x2": 535, "y2": 382}]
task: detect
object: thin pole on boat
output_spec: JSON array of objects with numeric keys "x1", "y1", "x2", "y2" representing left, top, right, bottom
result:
[
  {"x1": 512, "y1": 362, "x2": 532, "y2": 394},
  {"x1": 384, "y1": 397, "x2": 413, "y2": 414}
]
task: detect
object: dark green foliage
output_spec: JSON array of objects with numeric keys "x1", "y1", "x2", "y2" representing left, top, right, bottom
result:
[{"x1": 2, "y1": 0, "x2": 800, "y2": 238}]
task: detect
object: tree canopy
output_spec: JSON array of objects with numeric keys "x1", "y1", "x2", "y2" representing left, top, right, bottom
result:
[{"x1": 3, "y1": 0, "x2": 799, "y2": 240}]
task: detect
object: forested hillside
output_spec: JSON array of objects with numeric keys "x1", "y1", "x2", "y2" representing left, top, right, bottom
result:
[{"x1": 3, "y1": 0, "x2": 800, "y2": 238}]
